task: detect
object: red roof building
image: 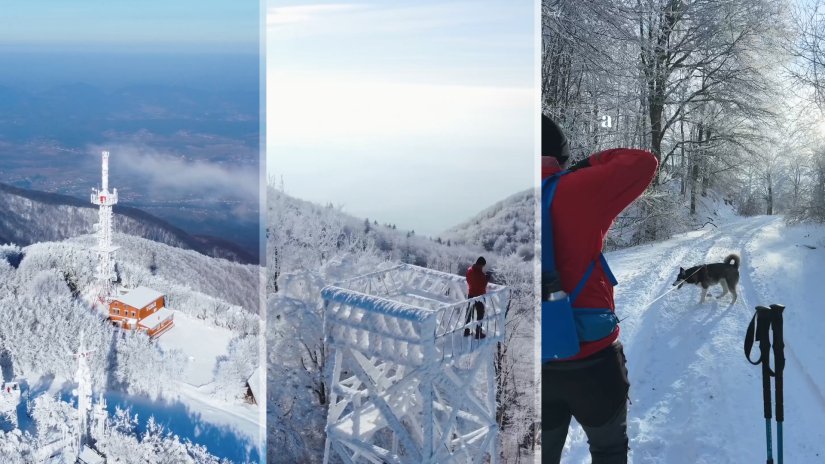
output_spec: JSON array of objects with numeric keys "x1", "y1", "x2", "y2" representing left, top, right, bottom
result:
[{"x1": 109, "y1": 286, "x2": 174, "y2": 339}]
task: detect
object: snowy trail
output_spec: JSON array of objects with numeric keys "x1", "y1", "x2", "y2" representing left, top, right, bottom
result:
[{"x1": 561, "y1": 215, "x2": 825, "y2": 463}]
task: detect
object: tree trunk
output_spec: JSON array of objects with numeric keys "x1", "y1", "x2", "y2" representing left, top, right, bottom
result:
[
  {"x1": 690, "y1": 162, "x2": 699, "y2": 215},
  {"x1": 649, "y1": 90, "x2": 665, "y2": 185},
  {"x1": 690, "y1": 122, "x2": 703, "y2": 215},
  {"x1": 680, "y1": 116, "x2": 687, "y2": 195},
  {"x1": 701, "y1": 127, "x2": 711, "y2": 196}
]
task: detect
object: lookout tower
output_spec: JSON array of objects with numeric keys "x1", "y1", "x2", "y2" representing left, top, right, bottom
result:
[
  {"x1": 72, "y1": 333, "x2": 95, "y2": 454},
  {"x1": 90, "y1": 150, "x2": 119, "y2": 303},
  {"x1": 321, "y1": 264, "x2": 508, "y2": 464}
]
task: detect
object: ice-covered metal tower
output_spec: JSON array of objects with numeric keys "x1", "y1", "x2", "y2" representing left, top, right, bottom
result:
[
  {"x1": 90, "y1": 151, "x2": 119, "y2": 303},
  {"x1": 72, "y1": 333, "x2": 94, "y2": 454},
  {"x1": 321, "y1": 264, "x2": 509, "y2": 464}
]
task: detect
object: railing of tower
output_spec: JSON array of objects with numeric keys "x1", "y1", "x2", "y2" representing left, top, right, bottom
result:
[
  {"x1": 321, "y1": 263, "x2": 509, "y2": 364},
  {"x1": 428, "y1": 272, "x2": 508, "y2": 363}
]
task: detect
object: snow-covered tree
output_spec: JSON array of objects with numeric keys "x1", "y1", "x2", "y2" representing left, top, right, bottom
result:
[{"x1": 214, "y1": 334, "x2": 260, "y2": 401}]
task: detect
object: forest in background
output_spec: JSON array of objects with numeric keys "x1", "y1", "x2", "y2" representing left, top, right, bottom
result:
[{"x1": 544, "y1": 0, "x2": 825, "y2": 244}]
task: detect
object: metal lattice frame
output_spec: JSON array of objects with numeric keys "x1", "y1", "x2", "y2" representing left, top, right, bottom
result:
[
  {"x1": 321, "y1": 264, "x2": 509, "y2": 464},
  {"x1": 90, "y1": 151, "x2": 120, "y2": 303}
]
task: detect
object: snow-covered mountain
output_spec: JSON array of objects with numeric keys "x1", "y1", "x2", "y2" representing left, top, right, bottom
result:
[
  {"x1": 267, "y1": 186, "x2": 537, "y2": 463},
  {"x1": 441, "y1": 188, "x2": 535, "y2": 260},
  {"x1": 267, "y1": 188, "x2": 499, "y2": 287},
  {"x1": 0, "y1": 231, "x2": 261, "y2": 462},
  {"x1": 0, "y1": 183, "x2": 256, "y2": 264}
]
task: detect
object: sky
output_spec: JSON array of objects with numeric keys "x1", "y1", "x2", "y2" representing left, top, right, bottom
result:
[
  {"x1": 0, "y1": 1, "x2": 262, "y2": 254},
  {"x1": 267, "y1": 0, "x2": 535, "y2": 235},
  {"x1": 0, "y1": 1, "x2": 259, "y2": 53},
  {"x1": 0, "y1": 1, "x2": 259, "y2": 89}
]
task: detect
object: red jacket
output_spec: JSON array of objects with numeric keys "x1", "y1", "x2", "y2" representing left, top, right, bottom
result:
[
  {"x1": 466, "y1": 264, "x2": 488, "y2": 298},
  {"x1": 544, "y1": 149, "x2": 658, "y2": 361}
]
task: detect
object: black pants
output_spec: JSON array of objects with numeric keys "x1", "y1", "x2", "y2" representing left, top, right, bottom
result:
[
  {"x1": 542, "y1": 341, "x2": 630, "y2": 464},
  {"x1": 465, "y1": 300, "x2": 485, "y2": 326}
]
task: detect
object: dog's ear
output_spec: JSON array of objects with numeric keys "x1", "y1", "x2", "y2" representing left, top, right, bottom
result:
[{"x1": 679, "y1": 267, "x2": 684, "y2": 273}]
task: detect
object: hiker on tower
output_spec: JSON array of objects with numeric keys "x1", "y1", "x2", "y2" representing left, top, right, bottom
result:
[
  {"x1": 542, "y1": 115, "x2": 658, "y2": 464},
  {"x1": 465, "y1": 256, "x2": 488, "y2": 339}
]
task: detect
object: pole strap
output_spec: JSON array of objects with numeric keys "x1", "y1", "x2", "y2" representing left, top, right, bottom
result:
[
  {"x1": 745, "y1": 312, "x2": 762, "y2": 366},
  {"x1": 744, "y1": 311, "x2": 776, "y2": 375}
]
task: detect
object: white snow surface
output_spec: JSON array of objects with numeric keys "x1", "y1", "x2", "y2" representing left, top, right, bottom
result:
[
  {"x1": 151, "y1": 311, "x2": 260, "y2": 448},
  {"x1": 156, "y1": 311, "x2": 234, "y2": 387},
  {"x1": 138, "y1": 307, "x2": 173, "y2": 329},
  {"x1": 321, "y1": 286, "x2": 432, "y2": 321},
  {"x1": 560, "y1": 215, "x2": 825, "y2": 463},
  {"x1": 114, "y1": 286, "x2": 163, "y2": 309}
]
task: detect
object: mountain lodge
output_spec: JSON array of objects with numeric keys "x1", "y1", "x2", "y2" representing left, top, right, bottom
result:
[{"x1": 109, "y1": 286, "x2": 174, "y2": 338}]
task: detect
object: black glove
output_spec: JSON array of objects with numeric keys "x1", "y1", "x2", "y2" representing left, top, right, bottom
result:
[{"x1": 569, "y1": 157, "x2": 590, "y2": 171}]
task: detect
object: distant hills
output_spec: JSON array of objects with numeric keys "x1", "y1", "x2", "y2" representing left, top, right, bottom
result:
[
  {"x1": 0, "y1": 182, "x2": 257, "y2": 264},
  {"x1": 441, "y1": 189, "x2": 535, "y2": 260}
]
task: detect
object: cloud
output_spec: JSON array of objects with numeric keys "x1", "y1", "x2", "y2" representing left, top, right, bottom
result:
[
  {"x1": 268, "y1": 73, "x2": 532, "y2": 144},
  {"x1": 88, "y1": 145, "x2": 259, "y2": 201}
]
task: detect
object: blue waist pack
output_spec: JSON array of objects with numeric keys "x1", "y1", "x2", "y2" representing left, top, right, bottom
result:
[{"x1": 541, "y1": 171, "x2": 619, "y2": 362}]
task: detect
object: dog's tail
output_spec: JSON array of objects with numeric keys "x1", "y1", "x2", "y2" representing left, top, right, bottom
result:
[{"x1": 725, "y1": 254, "x2": 740, "y2": 269}]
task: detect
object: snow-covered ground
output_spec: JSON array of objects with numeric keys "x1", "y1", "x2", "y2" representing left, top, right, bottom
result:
[
  {"x1": 560, "y1": 215, "x2": 825, "y2": 463},
  {"x1": 173, "y1": 382, "x2": 260, "y2": 446},
  {"x1": 157, "y1": 311, "x2": 235, "y2": 387},
  {"x1": 154, "y1": 311, "x2": 261, "y2": 454}
]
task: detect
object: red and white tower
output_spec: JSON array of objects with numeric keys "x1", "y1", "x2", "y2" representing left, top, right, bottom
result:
[{"x1": 90, "y1": 151, "x2": 120, "y2": 303}]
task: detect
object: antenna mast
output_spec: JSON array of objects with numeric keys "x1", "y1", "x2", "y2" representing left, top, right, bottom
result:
[{"x1": 90, "y1": 151, "x2": 120, "y2": 303}]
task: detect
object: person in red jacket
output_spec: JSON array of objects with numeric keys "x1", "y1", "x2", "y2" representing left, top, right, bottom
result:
[
  {"x1": 542, "y1": 115, "x2": 658, "y2": 464},
  {"x1": 465, "y1": 256, "x2": 488, "y2": 339}
]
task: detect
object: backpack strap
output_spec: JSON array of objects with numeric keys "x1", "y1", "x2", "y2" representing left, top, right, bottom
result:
[
  {"x1": 541, "y1": 172, "x2": 567, "y2": 278},
  {"x1": 542, "y1": 171, "x2": 619, "y2": 304},
  {"x1": 600, "y1": 253, "x2": 618, "y2": 287},
  {"x1": 570, "y1": 260, "x2": 596, "y2": 303}
]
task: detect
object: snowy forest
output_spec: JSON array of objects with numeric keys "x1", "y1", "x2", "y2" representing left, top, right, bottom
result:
[
  {"x1": 266, "y1": 186, "x2": 538, "y2": 463},
  {"x1": 442, "y1": 189, "x2": 536, "y2": 260},
  {"x1": 544, "y1": 0, "x2": 825, "y2": 244},
  {"x1": 0, "y1": 231, "x2": 261, "y2": 461}
]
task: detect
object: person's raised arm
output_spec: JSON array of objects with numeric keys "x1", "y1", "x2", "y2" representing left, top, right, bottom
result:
[{"x1": 570, "y1": 148, "x2": 658, "y2": 221}]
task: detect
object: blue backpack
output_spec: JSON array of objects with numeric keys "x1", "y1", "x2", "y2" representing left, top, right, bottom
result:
[{"x1": 541, "y1": 171, "x2": 619, "y2": 362}]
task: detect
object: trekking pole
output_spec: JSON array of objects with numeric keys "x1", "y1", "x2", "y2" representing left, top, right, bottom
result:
[
  {"x1": 770, "y1": 304, "x2": 785, "y2": 464},
  {"x1": 745, "y1": 304, "x2": 785, "y2": 464},
  {"x1": 758, "y1": 306, "x2": 774, "y2": 464}
]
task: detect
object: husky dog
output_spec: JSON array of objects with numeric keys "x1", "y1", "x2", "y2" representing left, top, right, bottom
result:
[{"x1": 673, "y1": 254, "x2": 740, "y2": 304}]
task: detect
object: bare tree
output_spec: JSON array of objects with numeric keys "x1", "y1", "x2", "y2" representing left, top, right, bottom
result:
[{"x1": 789, "y1": 0, "x2": 825, "y2": 109}]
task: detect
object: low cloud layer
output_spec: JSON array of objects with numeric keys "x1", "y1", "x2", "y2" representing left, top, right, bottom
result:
[{"x1": 88, "y1": 144, "x2": 259, "y2": 202}]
